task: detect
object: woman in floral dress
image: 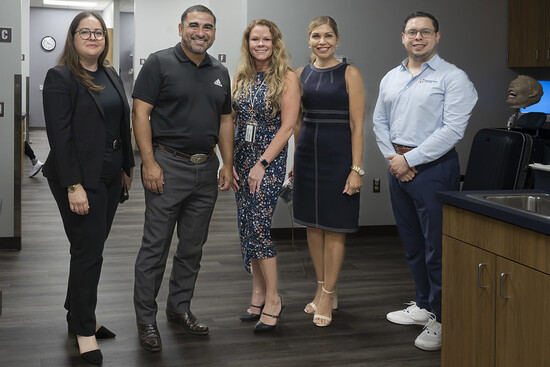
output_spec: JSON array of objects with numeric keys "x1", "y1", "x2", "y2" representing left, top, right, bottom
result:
[{"x1": 232, "y1": 19, "x2": 300, "y2": 332}]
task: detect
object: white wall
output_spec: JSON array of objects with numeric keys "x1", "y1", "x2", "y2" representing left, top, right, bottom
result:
[
  {"x1": 133, "y1": 0, "x2": 243, "y2": 78},
  {"x1": 119, "y1": 12, "x2": 134, "y2": 100},
  {"x1": 133, "y1": 0, "x2": 209, "y2": 78},
  {"x1": 209, "y1": 0, "x2": 246, "y2": 78},
  {"x1": 102, "y1": 0, "x2": 122, "y2": 71}
]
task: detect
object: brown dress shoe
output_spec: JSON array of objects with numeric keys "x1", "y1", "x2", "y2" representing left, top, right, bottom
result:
[
  {"x1": 137, "y1": 323, "x2": 162, "y2": 352},
  {"x1": 166, "y1": 310, "x2": 209, "y2": 335}
]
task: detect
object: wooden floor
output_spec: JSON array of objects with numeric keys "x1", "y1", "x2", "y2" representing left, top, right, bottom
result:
[{"x1": 0, "y1": 131, "x2": 440, "y2": 367}]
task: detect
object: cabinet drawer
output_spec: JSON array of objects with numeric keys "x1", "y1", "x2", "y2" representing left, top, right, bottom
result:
[{"x1": 442, "y1": 205, "x2": 550, "y2": 275}]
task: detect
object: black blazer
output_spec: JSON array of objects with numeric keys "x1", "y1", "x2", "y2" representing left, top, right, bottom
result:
[{"x1": 42, "y1": 65, "x2": 134, "y2": 190}]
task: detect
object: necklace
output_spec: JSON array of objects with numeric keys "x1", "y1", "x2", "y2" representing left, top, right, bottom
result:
[
  {"x1": 243, "y1": 74, "x2": 266, "y2": 144},
  {"x1": 249, "y1": 74, "x2": 266, "y2": 112}
]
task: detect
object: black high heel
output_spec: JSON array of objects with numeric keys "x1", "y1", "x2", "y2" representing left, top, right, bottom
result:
[
  {"x1": 239, "y1": 304, "x2": 264, "y2": 322},
  {"x1": 75, "y1": 336, "x2": 103, "y2": 366},
  {"x1": 253, "y1": 297, "x2": 285, "y2": 332},
  {"x1": 95, "y1": 326, "x2": 116, "y2": 339},
  {"x1": 67, "y1": 312, "x2": 115, "y2": 339},
  {"x1": 80, "y1": 349, "x2": 103, "y2": 366}
]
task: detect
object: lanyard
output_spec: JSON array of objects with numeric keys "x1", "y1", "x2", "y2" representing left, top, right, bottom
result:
[
  {"x1": 248, "y1": 77, "x2": 266, "y2": 123},
  {"x1": 244, "y1": 76, "x2": 265, "y2": 143}
]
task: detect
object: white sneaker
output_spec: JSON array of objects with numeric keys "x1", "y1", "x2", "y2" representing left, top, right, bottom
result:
[
  {"x1": 414, "y1": 314, "x2": 441, "y2": 351},
  {"x1": 29, "y1": 160, "x2": 44, "y2": 178},
  {"x1": 386, "y1": 301, "x2": 430, "y2": 325}
]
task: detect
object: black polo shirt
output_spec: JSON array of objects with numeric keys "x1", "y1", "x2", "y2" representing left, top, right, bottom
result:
[{"x1": 132, "y1": 43, "x2": 231, "y2": 154}]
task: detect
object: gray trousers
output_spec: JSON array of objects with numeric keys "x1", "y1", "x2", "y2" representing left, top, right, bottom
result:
[{"x1": 134, "y1": 149, "x2": 219, "y2": 324}]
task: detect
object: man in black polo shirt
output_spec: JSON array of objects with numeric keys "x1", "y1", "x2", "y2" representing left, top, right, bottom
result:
[{"x1": 132, "y1": 4, "x2": 233, "y2": 352}]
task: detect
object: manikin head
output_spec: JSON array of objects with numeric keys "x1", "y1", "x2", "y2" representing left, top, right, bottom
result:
[{"x1": 506, "y1": 75, "x2": 543, "y2": 108}]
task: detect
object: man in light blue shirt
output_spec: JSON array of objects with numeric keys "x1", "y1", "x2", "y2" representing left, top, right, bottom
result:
[{"x1": 373, "y1": 11, "x2": 478, "y2": 351}]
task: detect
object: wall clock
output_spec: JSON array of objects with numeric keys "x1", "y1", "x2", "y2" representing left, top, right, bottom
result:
[{"x1": 41, "y1": 36, "x2": 56, "y2": 52}]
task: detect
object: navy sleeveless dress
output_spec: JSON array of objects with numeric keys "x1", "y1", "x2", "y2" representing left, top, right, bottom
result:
[
  {"x1": 293, "y1": 63, "x2": 359, "y2": 232},
  {"x1": 233, "y1": 72, "x2": 287, "y2": 273}
]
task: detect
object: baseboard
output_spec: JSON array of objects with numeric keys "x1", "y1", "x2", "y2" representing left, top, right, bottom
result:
[
  {"x1": 0, "y1": 237, "x2": 21, "y2": 251},
  {"x1": 271, "y1": 225, "x2": 398, "y2": 240}
]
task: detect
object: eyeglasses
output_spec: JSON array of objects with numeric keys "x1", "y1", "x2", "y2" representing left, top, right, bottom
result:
[
  {"x1": 404, "y1": 29, "x2": 436, "y2": 39},
  {"x1": 75, "y1": 28, "x2": 106, "y2": 40}
]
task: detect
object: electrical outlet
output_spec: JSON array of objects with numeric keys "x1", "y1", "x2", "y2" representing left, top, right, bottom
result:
[{"x1": 373, "y1": 178, "x2": 380, "y2": 193}]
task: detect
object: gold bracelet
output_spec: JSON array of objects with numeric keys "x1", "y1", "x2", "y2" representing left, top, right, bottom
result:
[{"x1": 67, "y1": 183, "x2": 81, "y2": 193}]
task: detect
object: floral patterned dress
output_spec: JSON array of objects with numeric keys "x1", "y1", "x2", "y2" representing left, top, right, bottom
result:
[{"x1": 233, "y1": 72, "x2": 287, "y2": 273}]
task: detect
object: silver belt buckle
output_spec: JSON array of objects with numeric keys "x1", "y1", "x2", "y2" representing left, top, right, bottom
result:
[{"x1": 190, "y1": 153, "x2": 207, "y2": 164}]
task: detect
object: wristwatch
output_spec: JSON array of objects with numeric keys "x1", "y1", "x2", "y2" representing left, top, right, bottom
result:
[
  {"x1": 259, "y1": 157, "x2": 270, "y2": 169},
  {"x1": 67, "y1": 183, "x2": 81, "y2": 193},
  {"x1": 351, "y1": 165, "x2": 365, "y2": 177}
]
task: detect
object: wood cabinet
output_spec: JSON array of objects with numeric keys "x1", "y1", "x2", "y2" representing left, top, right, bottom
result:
[
  {"x1": 508, "y1": 0, "x2": 550, "y2": 67},
  {"x1": 441, "y1": 205, "x2": 550, "y2": 366}
]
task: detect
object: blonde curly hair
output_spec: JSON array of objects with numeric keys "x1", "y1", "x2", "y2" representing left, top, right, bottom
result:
[{"x1": 232, "y1": 19, "x2": 291, "y2": 116}]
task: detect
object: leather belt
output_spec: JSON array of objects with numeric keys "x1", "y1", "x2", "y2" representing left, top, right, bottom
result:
[
  {"x1": 392, "y1": 143, "x2": 415, "y2": 155},
  {"x1": 153, "y1": 143, "x2": 212, "y2": 164},
  {"x1": 106, "y1": 139, "x2": 121, "y2": 150}
]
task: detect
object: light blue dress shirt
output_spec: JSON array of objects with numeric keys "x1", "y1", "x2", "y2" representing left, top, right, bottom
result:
[{"x1": 373, "y1": 53, "x2": 478, "y2": 168}]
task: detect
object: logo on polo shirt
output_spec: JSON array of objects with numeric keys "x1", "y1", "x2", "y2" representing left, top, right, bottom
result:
[{"x1": 213, "y1": 79, "x2": 223, "y2": 87}]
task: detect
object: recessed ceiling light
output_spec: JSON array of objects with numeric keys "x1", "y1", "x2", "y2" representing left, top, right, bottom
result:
[{"x1": 43, "y1": 0, "x2": 99, "y2": 7}]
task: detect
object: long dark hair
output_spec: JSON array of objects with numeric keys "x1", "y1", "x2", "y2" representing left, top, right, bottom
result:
[{"x1": 58, "y1": 11, "x2": 109, "y2": 92}]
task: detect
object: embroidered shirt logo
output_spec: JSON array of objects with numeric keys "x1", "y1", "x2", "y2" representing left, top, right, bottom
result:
[
  {"x1": 419, "y1": 79, "x2": 437, "y2": 84},
  {"x1": 213, "y1": 79, "x2": 223, "y2": 87}
]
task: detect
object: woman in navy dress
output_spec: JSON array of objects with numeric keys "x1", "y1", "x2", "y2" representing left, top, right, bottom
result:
[
  {"x1": 232, "y1": 19, "x2": 300, "y2": 332},
  {"x1": 292, "y1": 16, "x2": 365, "y2": 327}
]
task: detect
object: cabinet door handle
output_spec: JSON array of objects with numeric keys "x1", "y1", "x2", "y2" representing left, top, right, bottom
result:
[
  {"x1": 536, "y1": 49, "x2": 540, "y2": 61},
  {"x1": 547, "y1": 49, "x2": 549, "y2": 61},
  {"x1": 478, "y1": 263, "x2": 487, "y2": 289},
  {"x1": 500, "y1": 272, "x2": 510, "y2": 299}
]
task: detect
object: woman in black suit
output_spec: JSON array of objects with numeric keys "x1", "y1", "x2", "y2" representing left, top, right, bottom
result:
[{"x1": 42, "y1": 11, "x2": 134, "y2": 366}]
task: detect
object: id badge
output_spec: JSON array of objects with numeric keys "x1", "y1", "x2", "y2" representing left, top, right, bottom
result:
[{"x1": 245, "y1": 120, "x2": 257, "y2": 143}]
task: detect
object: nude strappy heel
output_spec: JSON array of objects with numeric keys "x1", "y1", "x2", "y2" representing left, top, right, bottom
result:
[
  {"x1": 304, "y1": 280, "x2": 324, "y2": 314},
  {"x1": 313, "y1": 287, "x2": 335, "y2": 327},
  {"x1": 305, "y1": 281, "x2": 339, "y2": 314}
]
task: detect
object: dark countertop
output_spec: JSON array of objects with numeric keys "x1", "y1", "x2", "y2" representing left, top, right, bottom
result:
[{"x1": 438, "y1": 190, "x2": 550, "y2": 236}]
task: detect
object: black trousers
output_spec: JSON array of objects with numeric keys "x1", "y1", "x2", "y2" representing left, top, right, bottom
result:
[
  {"x1": 48, "y1": 148, "x2": 123, "y2": 336},
  {"x1": 24, "y1": 141, "x2": 36, "y2": 161}
]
